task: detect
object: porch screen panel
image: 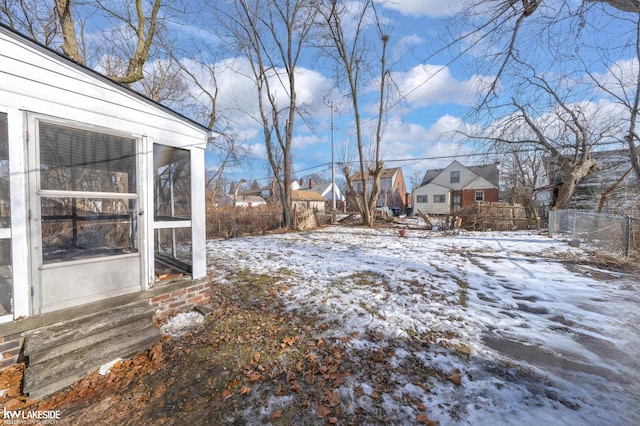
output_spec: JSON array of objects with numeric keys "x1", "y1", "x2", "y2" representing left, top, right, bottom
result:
[
  {"x1": 38, "y1": 122, "x2": 138, "y2": 264},
  {"x1": 153, "y1": 144, "x2": 192, "y2": 275},
  {"x1": 0, "y1": 113, "x2": 12, "y2": 315},
  {"x1": 39, "y1": 122, "x2": 136, "y2": 193},
  {"x1": 40, "y1": 197, "x2": 138, "y2": 263}
]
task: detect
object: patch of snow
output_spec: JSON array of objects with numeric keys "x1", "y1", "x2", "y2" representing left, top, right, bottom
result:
[
  {"x1": 207, "y1": 227, "x2": 640, "y2": 425},
  {"x1": 160, "y1": 311, "x2": 205, "y2": 337},
  {"x1": 99, "y1": 358, "x2": 122, "y2": 375}
]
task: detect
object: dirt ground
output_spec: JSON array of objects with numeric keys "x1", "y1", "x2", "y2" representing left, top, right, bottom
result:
[
  {"x1": 2, "y1": 269, "x2": 445, "y2": 425},
  {"x1": 1, "y1": 230, "x2": 638, "y2": 425}
]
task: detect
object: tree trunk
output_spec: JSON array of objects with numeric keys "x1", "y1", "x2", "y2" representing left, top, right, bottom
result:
[
  {"x1": 553, "y1": 158, "x2": 598, "y2": 209},
  {"x1": 55, "y1": 0, "x2": 82, "y2": 63}
]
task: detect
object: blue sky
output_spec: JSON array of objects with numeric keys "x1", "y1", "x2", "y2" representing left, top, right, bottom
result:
[
  {"x1": 179, "y1": 0, "x2": 487, "y2": 189},
  {"x1": 155, "y1": 0, "x2": 637, "y2": 190}
]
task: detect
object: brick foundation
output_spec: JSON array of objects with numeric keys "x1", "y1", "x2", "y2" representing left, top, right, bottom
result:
[
  {"x1": 150, "y1": 282, "x2": 211, "y2": 320},
  {"x1": 0, "y1": 333, "x2": 23, "y2": 370}
]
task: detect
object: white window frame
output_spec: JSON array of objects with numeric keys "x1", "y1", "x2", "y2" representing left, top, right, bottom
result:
[{"x1": 475, "y1": 191, "x2": 485, "y2": 201}]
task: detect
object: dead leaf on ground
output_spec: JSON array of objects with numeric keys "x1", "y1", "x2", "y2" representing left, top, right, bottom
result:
[
  {"x1": 325, "y1": 390, "x2": 340, "y2": 407},
  {"x1": 239, "y1": 386, "x2": 251, "y2": 395},
  {"x1": 316, "y1": 404, "x2": 331, "y2": 418},
  {"x1": 447, "y1": 369, "x2": 462, "y2": 386},
  {"x1": 246, "y1": 373, "x2": 261, "y2": 382},
  {"x1": 270, "y1": 410, "x2": 282, "y2": 419},
  {"x1": 354, "y1": 385, "x2": 364, "y2": 397},
  {"x1": 417, "y1": 413, "x2": 438, "y2": 425}
]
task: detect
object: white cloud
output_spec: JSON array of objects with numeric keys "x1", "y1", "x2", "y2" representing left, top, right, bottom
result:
[
  {"x1": 393, "y1": 64, "x2": 492, "y2": 109},
  {"x1": 589, "y1": 58, "x2": 639, "y2": 100},
  {"x1": 377, "y1": 114, "x2": 476, "y2": 179},
  {"x1": 379, "y1": 0, "x2": 466, "y2": 17},
  {"x1": 293, "y1": 134, "x2": 324, "y2": 149}
]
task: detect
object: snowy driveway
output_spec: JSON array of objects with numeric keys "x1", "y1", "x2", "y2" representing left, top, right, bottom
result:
[{"x1": 207, "y1": 227, "x2": 640, "y2": 425}]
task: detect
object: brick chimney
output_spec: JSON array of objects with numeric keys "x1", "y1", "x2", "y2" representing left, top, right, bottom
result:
[
  {"x1": 309, "y1": 178, "x2": 313, "y2": 188},
  {"x1": 299, "y1": 178, "x2": 304, "y2": 186}
]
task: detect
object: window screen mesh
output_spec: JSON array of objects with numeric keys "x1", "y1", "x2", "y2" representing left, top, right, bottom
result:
[{"x1": 39, "y1": 122, "x2": 137, "y2": 193}]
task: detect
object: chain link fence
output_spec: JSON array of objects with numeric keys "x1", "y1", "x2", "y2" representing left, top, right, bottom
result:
[{"x1": 548, "y1": 210, "x2": 640, "y2": 258}]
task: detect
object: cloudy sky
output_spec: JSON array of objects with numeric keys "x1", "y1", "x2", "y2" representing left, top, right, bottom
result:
[
  {"x1": 165, "y1": 0, "x2": 635, "y2": 190},
  {"x1": 178, "y1": 0, "x2": 488, "y2": 188}
]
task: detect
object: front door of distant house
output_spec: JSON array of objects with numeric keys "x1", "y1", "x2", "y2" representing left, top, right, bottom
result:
[{"x1": 29, "y1": 118, "x2": 142, "y2": 313}]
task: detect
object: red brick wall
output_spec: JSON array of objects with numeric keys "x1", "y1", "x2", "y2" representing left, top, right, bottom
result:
[
  {"x1": 0, "y1": 333, "x2": 23, "y2": 370},
  {"x1": 150, "y1": 281, "x2": 211, "y2": 320},
  {"x1": 461, "y1": 188, "x2": 498, "y2": 207}
]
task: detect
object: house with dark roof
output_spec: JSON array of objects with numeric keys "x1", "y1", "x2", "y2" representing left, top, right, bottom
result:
[
  {"x1": 348, "y1": 167, "x2": 408, "y2": 214},
  {"x1": 413, "y1": 161, "x2": 500, "y2": 215}
]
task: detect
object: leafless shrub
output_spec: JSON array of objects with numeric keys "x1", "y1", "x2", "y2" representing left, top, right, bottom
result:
[{"x1": 207, "y1": 205, "x2": 282, "y2": 239}]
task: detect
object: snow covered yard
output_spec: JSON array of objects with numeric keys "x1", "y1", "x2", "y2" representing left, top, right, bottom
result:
[{"x1": 207, "y1": 226, "x2": 640, "y2": 425}]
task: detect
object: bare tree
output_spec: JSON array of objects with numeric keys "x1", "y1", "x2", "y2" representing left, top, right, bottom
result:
[
  {"x1": 450, "y1": 0, "x2": 640, "y2": 186},
  {"x1": 210, "y1": 0, "x2": 318, "y2": 229},
  {"x1": 581, "y1": 11, "x2": 640, "y2": 182},
  {"x1": 0, "y1": 0, "x2": 59, "y2": 47},
  {"x1": 136, "y1": 57, "x2": 188, "y2": 104},
  {"x1": 2, "y1": 0, "x2": 167, "y2": 86},
  {"x1": 471, "y1": 58, "x2": 622, "y2": 210},
  {"x1": 319, "y1": 0, "x2": 392, "y2": 227}
]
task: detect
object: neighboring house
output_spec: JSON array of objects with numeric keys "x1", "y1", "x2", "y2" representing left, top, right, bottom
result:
[
  {"x1": 348, "y1": 167, "x2": 408, "y2": 214},
  {"x1": 218, "y1": 194, "x2": 267, "y2": 208},
  {"x1": 291, "y1": 189, "x2": 327, "y2": 213},
  {"x1": 0, "y1": 24, "x2": 210, "y2": 395},
  {"x1": 294, "y1": 178, "x2": 345, "y2": 210},
  {"x1": 543, "y1": 150, "x2": 640, "y2": 212},
  {"x1": 413, "y1": 161, "x2": 500, "y2": 216},
  {"x1": 240, "y1": 188, "x2": 271, "y2": 200}
]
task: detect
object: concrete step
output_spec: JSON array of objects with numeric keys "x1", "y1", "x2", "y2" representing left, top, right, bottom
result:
[
  {"x1": 23, "y1": 322, "x2": 160, "y2": 400},
  {"x1": 23, "y1": 300, "x2": 156, "y2": 358},
  {"x1": 22, "y1": 300, "x2": 161, "y2": 399}
]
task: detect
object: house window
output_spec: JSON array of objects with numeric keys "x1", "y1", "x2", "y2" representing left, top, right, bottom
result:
[
  {"x1": 0, "y1": 112, "x2": 12, "y2": 315},
  {"x1": 434, "y1": 194, "x2": 446, "y2": 203},
  {"x1": 416, "y1": 195, "x2": 428, "y2": 203},
  {"x1": 38, "y1": 121, "x2": 138, "y2": 264},
  {"x1": 450, "y1": 171, "x2": 460, "y2": 183},
  {"x1": 475, "y1": 191, "x2": 484, "y2": 201}
]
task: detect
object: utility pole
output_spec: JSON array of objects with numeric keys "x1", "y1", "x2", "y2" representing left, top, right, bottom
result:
[{"x1": 325, "y1": 99, "x2": 337, "y2": 223}]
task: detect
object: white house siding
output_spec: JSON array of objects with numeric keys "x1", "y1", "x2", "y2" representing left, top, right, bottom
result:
[
  {"x1": 429, "y1": 161, "x2": 480, "y2": 190},
  {"x1": 462, "y1": 175, "x2": 495, "y2": 190},
  {"x1": 413, "y1": 183, "x2": 450, "y2": 215},
  {"x1": 0, "y1": 26, "x2": 207, "y2": 318}
]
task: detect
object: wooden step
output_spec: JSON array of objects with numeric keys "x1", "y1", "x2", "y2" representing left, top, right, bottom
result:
[
  {"x1": 22, "y1": 300, "x2": 161, "y2": 399},
  {"x1": 23, "y1": 300, "x2": 155, "y2": 357},
  {"x1": 23, "y1": 323, "x2": 160, "y2": 399}
]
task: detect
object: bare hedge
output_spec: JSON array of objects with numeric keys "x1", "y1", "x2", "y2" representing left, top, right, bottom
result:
[{"x1": 207, "y1": 205, "x2": 282, "y2": 239}]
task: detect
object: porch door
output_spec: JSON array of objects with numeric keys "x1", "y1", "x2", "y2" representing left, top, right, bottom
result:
[{"x1": 30, "y1": 119, "x2": 142, "y2": 314}]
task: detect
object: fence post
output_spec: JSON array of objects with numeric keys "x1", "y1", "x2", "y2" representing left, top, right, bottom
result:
[{"x1": 624, "y1": 216, "x2": 631, "y2": 257}]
